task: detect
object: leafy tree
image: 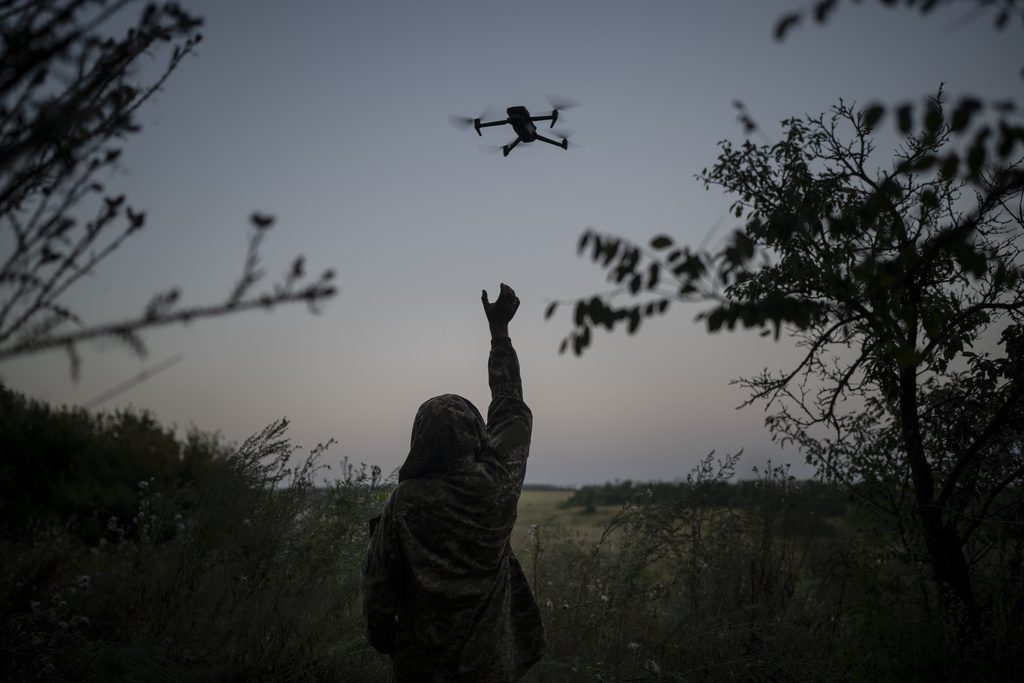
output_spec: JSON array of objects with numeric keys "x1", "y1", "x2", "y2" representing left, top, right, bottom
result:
[
  {"x1": 552, "y1": 92, "x2": 1024, "y2": 642},
  {"x1": 0, "y1": 0, "x2": 336, "y2": 377},
  {"x1": 549, "y1": 3, "x2": 1024, "y2": 647}
]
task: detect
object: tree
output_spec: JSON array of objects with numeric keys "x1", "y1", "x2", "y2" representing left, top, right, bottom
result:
[
  {"x1": 548, "y1": 2, "x2": 1024, "y2": 647},
  {"x1": 0, "y1": 1, "x2": 336, "y2": 377},
  {"x1": 551, "y1": 93, "x2": 1024, "y2": 642}
]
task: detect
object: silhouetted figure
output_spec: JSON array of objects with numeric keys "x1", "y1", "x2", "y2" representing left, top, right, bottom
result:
[{"x1": 361, "y1": 284, "x2": 545, "y2": 682}]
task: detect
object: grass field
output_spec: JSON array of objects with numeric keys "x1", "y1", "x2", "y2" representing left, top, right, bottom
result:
[{"x1": 511, "y1": 490, "x2": 624, "y2": 553}]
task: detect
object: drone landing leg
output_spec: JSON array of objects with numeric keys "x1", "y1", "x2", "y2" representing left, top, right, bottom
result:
[
  {"x1": 535, "y1": 134, "x2": 568, "y2": 150},
  {"x1": 502, "y1": 137, "x2": 522, "y2": 157}
]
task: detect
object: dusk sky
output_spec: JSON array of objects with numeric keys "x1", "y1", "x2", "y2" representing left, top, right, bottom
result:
[{"x1": 3, "y1": 0, "x2": 1020, "y2": 485}]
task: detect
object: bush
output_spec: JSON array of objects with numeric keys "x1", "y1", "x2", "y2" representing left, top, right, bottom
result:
[{"x1": 0, "y1": 410, "x2": 391, "y2": 681}]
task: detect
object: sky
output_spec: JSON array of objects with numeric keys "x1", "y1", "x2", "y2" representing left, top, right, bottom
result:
[{"x1": 2, "y1": 0, "x2": 1021, "y2": 486}]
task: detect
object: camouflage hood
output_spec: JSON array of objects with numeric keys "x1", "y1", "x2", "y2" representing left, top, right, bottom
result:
[{"x1": 399, "y1": 394, "x2": 487, "y2": 482}]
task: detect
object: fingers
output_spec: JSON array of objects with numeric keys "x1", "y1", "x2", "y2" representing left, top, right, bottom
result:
[{"x1": 485, "y1": 284, "x2": 519, "y2": 313}]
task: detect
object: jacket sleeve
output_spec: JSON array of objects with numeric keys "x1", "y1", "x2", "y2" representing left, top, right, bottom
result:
[
  {"x1": 486, "y1": 337, "x2": 533, "y2": 487},
  {"x1": 361, "y1": 498, "x2": 402, "y2": 654}
]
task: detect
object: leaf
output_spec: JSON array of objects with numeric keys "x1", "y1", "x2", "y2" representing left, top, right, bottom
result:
[
  {"x1": 650, "y1": 235, "x2": 673, "y2": 250},
  {"x1": 863, "y1": 104, "x2": 885, "y2": 131},
  {"x1": 966, "y1": 131, "x2": 989, "y2": 177},
  {"x1": 544, "y1": 302, "x2": 557, "y2": 320},
  {"x1": 939, "y1": 154, "x2": 959, "y2": 178},
  {"x1": 813, "y1": 0, "x2": 837, "y2": 23},
  {"x1": 627, "y1": 309, "x2": 641, "y2": 334},
  {"x1": 950, "y1": 97, "x2": 981, "y2": 132},
  {"x1": 924, "y1": 103, "x2": 942, "y2": 134},
  {"x1": 774, "y1": 12, "x2": 801, "y2": 41},
  {"x1": 647, "y1": 262, "x2": 660, "y2": 289},
  {"x1": 896, "y1": 104, "x2": 913, "y2": 134},
  {"x1": 577, "y1": 231, "x2": 591, "y2": 255},
  {"x1": 600, "y1": 240, "x2": 620, "y2": 267},
  {"x1": 706, "y1": 308, "x2": 726, "y2": 332},
  {"x1": 629, "y1": 273, "x2": 642, "y2": 295},
  {"x1": 250, "y1": 212, "x2": 275, "y2": 229}
]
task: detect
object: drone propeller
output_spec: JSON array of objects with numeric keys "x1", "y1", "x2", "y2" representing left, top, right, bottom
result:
[
  {"x1": 448, "y1": 106, "x2": 502, "y2": 130},
  {"x1": 551, "y1": 128, "x2": 581, "y2": 149},
  {"x1": 547, "y1": 95, "x2": 580, "y2": 111},
  {"x1": 448, "y1": 115, "x2": 477, "y2": 130}
]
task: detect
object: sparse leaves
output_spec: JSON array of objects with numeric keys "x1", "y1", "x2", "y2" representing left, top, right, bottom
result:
[
  {"x1": 551, "y1": 84, "x2": 1024, "y2": 641},
  {"x1": 0, "y1": 2, "x2": 337, "y2": 373}
]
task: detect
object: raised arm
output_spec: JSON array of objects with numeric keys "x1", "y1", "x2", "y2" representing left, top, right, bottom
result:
[{"x1": 481, "y1": 284, "x2": 533, "y2": 487}]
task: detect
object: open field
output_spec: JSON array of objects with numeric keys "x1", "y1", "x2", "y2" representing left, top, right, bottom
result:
[{"x1": 512, "y1": 489, "x2": 625, "y2": 552}]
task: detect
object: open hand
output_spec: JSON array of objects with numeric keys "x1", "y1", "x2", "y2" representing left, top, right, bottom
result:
[{"x1": 481, "y1": 283, "x2": 520, "y2": 337}]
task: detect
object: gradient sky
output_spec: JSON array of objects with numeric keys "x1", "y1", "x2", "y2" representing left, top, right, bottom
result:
[{"x1": 3, "y1": 0, "x2": 1020, "y2": 485}]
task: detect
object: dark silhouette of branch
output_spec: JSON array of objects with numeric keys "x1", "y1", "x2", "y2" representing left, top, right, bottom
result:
[{"x1": 0, "y1": 1, "x2": 339, "y2": 376}]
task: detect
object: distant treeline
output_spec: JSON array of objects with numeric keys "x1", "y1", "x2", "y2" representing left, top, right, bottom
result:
[
  {"x1": 522, "y1": 483, "x2": 575, "y2": 492},
  {"x1": 563, "y1": 478, "x2": 850, "y2": 518}
]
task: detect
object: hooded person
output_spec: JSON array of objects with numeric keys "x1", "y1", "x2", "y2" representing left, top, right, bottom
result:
[{"x1": 361, "y1": 284, "x2": 546, "y2": 682}]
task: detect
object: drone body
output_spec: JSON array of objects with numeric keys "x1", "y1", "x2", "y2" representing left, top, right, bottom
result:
[{"x1": 452, "y1": 100, "x2": 577, "y2": 157}]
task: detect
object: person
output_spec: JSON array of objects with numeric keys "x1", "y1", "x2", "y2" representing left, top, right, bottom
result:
[{"x1": 361, "y1": 283, "x2": 546, "y2": 682}]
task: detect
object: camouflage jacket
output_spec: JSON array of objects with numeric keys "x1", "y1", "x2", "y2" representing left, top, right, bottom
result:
[{"x1": 361, "y1": 337, "x2": 545, "y2": 682}]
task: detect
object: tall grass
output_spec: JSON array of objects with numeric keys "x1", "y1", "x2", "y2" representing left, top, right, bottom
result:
[
  {"x1": 2, "y1": 417, "x2": 1020, "y2": 681},
  {"x1": 1, "y1": 418, "x2": 390, "y2": 681},
  {"x1": 521, "y1": 454, "x2": 1023, "y2": 682}
]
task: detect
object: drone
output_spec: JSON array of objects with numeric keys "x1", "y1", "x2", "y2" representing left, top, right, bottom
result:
[{"x1": 450, "y1": 98, "x2": 578, "y2": 157}]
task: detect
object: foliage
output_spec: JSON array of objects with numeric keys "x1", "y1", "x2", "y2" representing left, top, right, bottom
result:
[
  {"x1": 0, "y1": 0, "x2": 336, "y2": 376},
  {"x1": 550, "y1": 70, "x2": 1024, "y2": 644},
  {"x1": 2, "y1": 393, "x2": 1021, "y2": 680},
  {"x1": 561, "y1": 468, "x2": 850, "y2": 537},
  {"x1": 521, "y1": 453, "x2": 1024, "y2": 682},
  {"x1": 0, "y1": 397, "x2": 391, "y2": 681},
  {"x1": 0, "y1": 381, "x2": 236, "y2": 541}
]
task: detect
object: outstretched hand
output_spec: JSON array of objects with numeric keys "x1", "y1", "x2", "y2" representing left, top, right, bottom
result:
[{"x1": 482, "y1": 283, "x2": 520, "y2": 338}]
